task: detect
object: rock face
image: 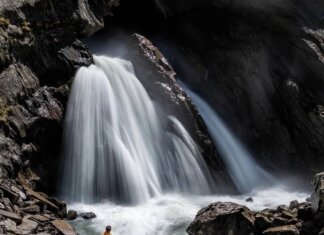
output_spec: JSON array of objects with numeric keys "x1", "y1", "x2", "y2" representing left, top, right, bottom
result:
[
  {"x1": 311, "y1": 173, "x2": 324, "y2": 212},
  {"x1": 152, "y1": 0, "x2": 324, "y2": 180},
  {"x1": 124, "y1": 34, "x2": 235, "y2": 192},
  {"x1": 0, "y1": 0, "x2": 119, "y2": 194},
  {"x1": 187, "y1": 202, "x2": 255, "y2": 235}
]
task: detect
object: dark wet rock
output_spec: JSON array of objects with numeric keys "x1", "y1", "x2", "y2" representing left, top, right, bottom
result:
[
  {"x1": 255, "y1": 213, "x2": 273, "y2": 232},
  {"x1": 263, "y1": 225, "x2": 300, "y2": 235},
  {"x1": 297, "y1": 203, "x2": 313, "y2": 221},
  {"x1": 80, "y1": 212, "x2": 96, "y2": 220},
  {"x1": 272, "y1": 217, "x2": 292, "y2": 227},
  {"x1": 124, "y1": 33, "x2": 235, "y2": 193},
  {"x1": 300, "y1": 220, "x2": 318, "y2": 235},
  {"x1": 187, "y1": 202, "x2": 255, "y2": 235},
  {"x1": 67, "y1": 210, "x2": 78, "y2": 221},
  {"x1": 246, "y1": 197, "x2": 254, "y2": 202},
  {"x1": 153, "y1": 0, "x2": 324, "y2": 181}
]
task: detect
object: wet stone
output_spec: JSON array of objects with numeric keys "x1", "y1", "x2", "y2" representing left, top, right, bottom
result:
[
  {"x1": 80, "y1": 212, "x2": 96, "y2": 220},
  {"x1": 67, "y1": 210, "x2": 78, "y2": 220}
]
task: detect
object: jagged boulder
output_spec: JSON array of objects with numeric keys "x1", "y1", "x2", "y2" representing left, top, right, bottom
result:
[
  {"x1": 67, "y1": 210, "x2": 78, "y2": 220},
  {"x1": 187, "y1": 202, "x2": 255, "y2": 235}
]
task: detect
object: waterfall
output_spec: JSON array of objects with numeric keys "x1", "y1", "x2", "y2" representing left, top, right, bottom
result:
[
  {"x1": 180, "y1": 82, "x2": 274, "y2": 193},
  {"x1": 61, "y1": 56, "x2": 211, "y2": 204}
]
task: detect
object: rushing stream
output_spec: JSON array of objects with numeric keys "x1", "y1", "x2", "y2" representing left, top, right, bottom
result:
[
  {"x1": 62, "y1": 55, "x2": 307, "y2": 235},
  {"x1": 70, "y1": 188, "x2": 307, "y2": 235}
]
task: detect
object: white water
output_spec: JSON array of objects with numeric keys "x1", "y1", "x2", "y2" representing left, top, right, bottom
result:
[
  {"x1": 61, "y1": 56, "x2": 211, "y2": 204},
  {"x1": 179, "y1": 82, "x2": 274, "y2": 193},
  {"x1": 61, "y1": 55, "x2": 307, "y2": 235},
  {"x1": 70, "y1": 187, "x2": 307, "y2": 235}
]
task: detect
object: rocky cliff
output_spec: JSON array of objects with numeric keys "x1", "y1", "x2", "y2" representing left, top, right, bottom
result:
[
  {"x1": 0, "y1": 0, "x2": 236, "y2": 197},
  {"x1": 151, "y1": 0, "x2": 324, "y2": 181},
  {"x1": 1, "y1": 0, "x2": 324, "y2": 205},
  {"x1": 0, "y1": 1, "x2": 121, "y2": 233},
  {"x1": 0, "y1": 0, "x2": 119, "y2": 194}
]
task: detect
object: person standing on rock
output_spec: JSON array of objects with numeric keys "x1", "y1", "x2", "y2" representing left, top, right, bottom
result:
[{"x1": 104, "y1": 225, "x2": 112, "y2": 235}]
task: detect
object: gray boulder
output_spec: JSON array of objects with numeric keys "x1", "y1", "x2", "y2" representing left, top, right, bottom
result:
[{"x1": 187, "y1": 202, "x2": 255, "y2": 235}]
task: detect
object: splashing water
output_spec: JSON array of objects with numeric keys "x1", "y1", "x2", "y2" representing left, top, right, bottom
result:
[
  {"x1": 179, "y1": 82, "x2": 274, "y2": 193},
  {"x1": 70, "y1": 187, "x2": 307, "y2": 235},
  {"x1": 61, "y1": 56, "x2": 211, "y2": 204}
]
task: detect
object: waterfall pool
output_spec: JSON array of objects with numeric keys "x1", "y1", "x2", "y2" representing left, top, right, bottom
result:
[{"x1": 69, "y1": 187, "x2": 308, "y2": 235}]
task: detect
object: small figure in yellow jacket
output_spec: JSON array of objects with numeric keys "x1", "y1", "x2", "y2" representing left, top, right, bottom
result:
[{"x1": 103, "y1": 225, "x2": 112, "y2": 235}]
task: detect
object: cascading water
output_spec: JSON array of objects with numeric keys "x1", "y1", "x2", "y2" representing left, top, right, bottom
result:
[
  {"x1": 61, "y1": 54, "x2": 306, "y2": 235},
  {"x1": 61, "y1": 55, "x2": 211, "y2": 204},
  {"x1": 179, "y1": 82, "x2": 274, "y2": 193}
]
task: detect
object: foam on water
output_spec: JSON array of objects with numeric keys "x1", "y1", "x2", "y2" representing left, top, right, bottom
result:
[{"x1": 71, "y1": 187, "x2": 308, "y2": 235}]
